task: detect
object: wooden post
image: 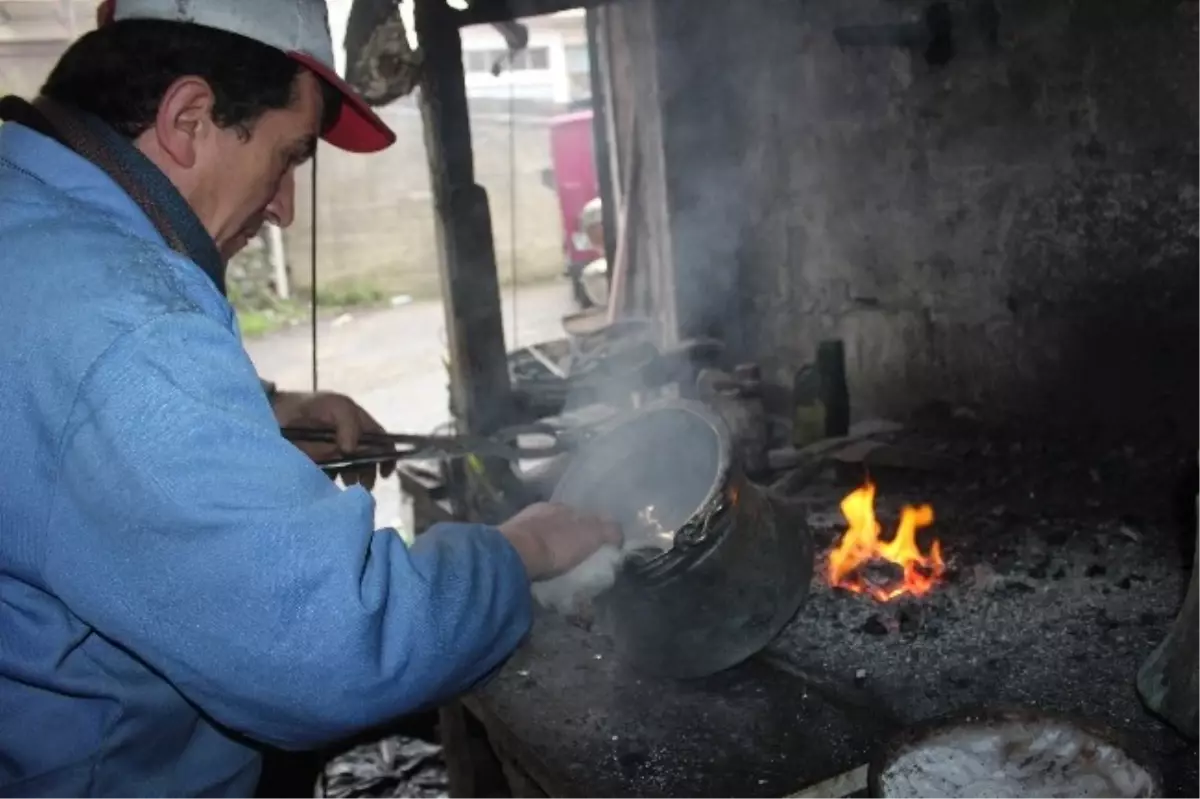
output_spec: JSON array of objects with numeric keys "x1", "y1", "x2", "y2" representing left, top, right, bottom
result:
[
  {"x1": 1136, "y1": 496, "x2": 1199, "y2": 741},
  {"x1": 415, "y1": 0, "x2": 512, "y2": 438},
  {"x1": 587, "y1": 7, "x2": 618, "y2": 269},
  {"x1": 266, "y1": 224, "x2": 289, "y2": 300},
  {"x1": 414, "y1": 4, "x2": 522, "y2": 791}
]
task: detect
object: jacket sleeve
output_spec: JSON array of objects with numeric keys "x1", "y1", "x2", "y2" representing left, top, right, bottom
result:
[{"x1": 42, "y1": 311, "x2": 533, "y2": 750}]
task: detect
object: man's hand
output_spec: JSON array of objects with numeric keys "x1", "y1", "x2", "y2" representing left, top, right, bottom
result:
[
  {"x1": 498, "y1": 502, "x2": 623, "y2": 581},
  {"x1": 270, "y1": 390, "x2": 396, "y2": 490}
]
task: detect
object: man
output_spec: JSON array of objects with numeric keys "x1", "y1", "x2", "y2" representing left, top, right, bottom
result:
[
  {"x1": 577, "y1": 196, "x2": 611, "y2": 308},
  {"x1": 260, "y1": 380, "x2": 399, "y2": 492},
  {"x1": 0, "y1": 1, "x2": 619, "y2": 796}
]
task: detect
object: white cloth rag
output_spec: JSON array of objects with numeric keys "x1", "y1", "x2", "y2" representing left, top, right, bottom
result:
[{"x1": 531, "y1": 544, "x2": 627, "y2": 616}]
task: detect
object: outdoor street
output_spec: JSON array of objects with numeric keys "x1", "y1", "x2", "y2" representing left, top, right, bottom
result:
[{"x1": 244, "y1": 280, "x2": 576, "y2": 532}]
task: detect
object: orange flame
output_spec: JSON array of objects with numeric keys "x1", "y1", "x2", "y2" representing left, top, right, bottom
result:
[{"x1": 826, "y1": 482, "x2": 944, "y2": 602}]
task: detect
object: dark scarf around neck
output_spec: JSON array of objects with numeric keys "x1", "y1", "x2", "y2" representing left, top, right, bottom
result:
[{"x1": 0, "y1": 95, "x2": 226, "y2": 295}]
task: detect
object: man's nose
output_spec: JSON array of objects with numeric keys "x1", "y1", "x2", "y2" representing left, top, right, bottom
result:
[{"x1": 265, "y1": 170, "x2": 296, "y2": 228}]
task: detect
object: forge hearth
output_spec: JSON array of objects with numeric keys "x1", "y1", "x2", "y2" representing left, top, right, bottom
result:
[
  {"x1": 766, "y1": 423, "x2": 1196, "y2": 791},
  {"x1": 826, "y1": 481, "x2": 945, "y2": 602},
  {"x1": 469, "y1": 423, "x2": 1197, "y2": 797}
]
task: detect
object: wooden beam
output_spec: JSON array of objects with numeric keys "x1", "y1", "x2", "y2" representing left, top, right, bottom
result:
[
  {"x1": 437, "y1": 702, "x2": 477, "y2": 798},
  {"x1": 415, "y1": 0, "x2": 512, "y2": 437},
  {"x1": 455, "y1": 0, "x2": 612, "y2": 28},
  {"x1": 462, "y1": 695, "x2": 572, "y2": 797},
  {"x1": 589, "y1": 5, "x2": 618, "y2": 267}
]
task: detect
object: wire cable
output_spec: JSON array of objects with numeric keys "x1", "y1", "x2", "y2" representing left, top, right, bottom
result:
[
  {"x1": 309, "y1": 144, "x2": 328, "y2": 799},
  {"x1": 310, "y1": 147, "x2": 320, "y2": 392},
  {"x1": 508, "y1": 53, "x2": 519, "y2": 351}
]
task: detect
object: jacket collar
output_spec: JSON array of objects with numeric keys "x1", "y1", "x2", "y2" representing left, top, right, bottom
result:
[{"x1": 0, "y1": 115, "x2": 226, "y2": 295}]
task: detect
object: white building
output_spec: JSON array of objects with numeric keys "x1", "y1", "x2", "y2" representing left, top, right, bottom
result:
[
  {"x1": 460, "y1": 9, "x2": 589, "y2": 105},
  {"x1": 2, "y1": 1, "x2": 589, "y2": 108},
  {"x1": 0, "y1": 1, "x2": 93, "y2": 97}
]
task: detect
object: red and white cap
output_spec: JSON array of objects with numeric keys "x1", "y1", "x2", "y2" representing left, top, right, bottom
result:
[{"x1": 97, "y1": 0, "x2": 396, "y2": 153}]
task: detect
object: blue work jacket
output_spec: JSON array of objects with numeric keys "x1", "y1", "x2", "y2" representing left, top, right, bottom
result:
[{"x1": 0, "y1": 121, "x2": 531, "y2": 797}]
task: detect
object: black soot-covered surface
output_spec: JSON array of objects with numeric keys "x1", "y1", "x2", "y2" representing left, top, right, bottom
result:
[
  {"x1": 471, "y1": 614, "x2": 879, "y2": 798},
  {"x1": 472, "y1": 422, "x2": 1198, "y2": 797}
]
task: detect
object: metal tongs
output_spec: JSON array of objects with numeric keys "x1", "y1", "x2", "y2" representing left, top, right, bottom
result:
[{"x1": 282, "y1": 421, "x2": 578, "y2": 471}]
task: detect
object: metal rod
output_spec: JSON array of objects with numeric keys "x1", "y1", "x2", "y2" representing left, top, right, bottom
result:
[
  {"x1": 283, "y1": 421, "x2": 575, "y2": 462},
  {"x1": 784, "y1": 764, "x2": 869, "y2": 799},
  {"x1": 526, "y1": 343, "x2": 567, "y2": 379}
]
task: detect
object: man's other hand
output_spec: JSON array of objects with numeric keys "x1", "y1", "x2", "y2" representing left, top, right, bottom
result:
[
  {"x1": 498, "y1": 502, "x2": 623, "y2": 581},
  {"x1": 271, "y1": 390, "x2": 396, "y2": 490}
]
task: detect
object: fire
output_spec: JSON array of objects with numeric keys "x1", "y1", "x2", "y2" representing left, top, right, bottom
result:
[{"x1": 826, "y1": 482, "x2": 945, "y2": 602}]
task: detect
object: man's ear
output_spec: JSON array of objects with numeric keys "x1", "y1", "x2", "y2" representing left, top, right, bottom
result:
[{"x1": 153, "y1": 77, "x2": 216, "y2": 170}]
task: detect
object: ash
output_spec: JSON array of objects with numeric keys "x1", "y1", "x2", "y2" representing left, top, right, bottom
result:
[
  {"x1": 878, "y1": 720, "x2": 1157, "y2": 798},
  {"x1": 318, "y1": 736, "x2": 447, "y2": 799},
  {"x1": 771, "y1": 420, "x2": 1194, "y2": 746}
]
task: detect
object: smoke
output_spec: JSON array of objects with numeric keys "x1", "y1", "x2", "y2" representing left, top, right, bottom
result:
[
  {"x1": 526, "y1": 338, "x2": 667, "y2": 618},
  {"x1": 530, "y1": 399, "x2": 724, "y2": 619},
  {"x1": 526, "y1": 1, "x2": 760, "y2": 619},
  {"x1": 667, "y1": 161, "x2": 752, "y2": 344}
]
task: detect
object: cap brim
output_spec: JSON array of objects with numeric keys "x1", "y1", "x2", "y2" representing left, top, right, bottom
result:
[{"x1": 288, "y1": 52, "x2": 396, "y2": 154}]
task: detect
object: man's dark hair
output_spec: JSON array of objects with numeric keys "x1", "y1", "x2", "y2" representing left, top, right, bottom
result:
[{"x1": 42, "y1": 19, "x2": 341, "y2": 140}]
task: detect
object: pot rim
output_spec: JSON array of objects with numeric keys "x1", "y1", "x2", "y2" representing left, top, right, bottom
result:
[{"x1": 550, "y1": 397, "x2": 733, "y2": 569}]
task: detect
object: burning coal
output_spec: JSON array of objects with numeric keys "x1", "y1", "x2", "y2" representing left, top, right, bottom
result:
[{"x1": 827, "y1": 482, "x2": 945, "y2": 601}]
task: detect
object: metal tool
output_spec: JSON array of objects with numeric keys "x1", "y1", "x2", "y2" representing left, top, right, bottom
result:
[
  {"x1": 282, "y1": 420, "x2": 578, "y2": 470},
  {"x1": 832, "y1": 0, "x2": 1000, "y2": 66}
]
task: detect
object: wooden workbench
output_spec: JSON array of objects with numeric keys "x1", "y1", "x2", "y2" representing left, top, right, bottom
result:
[{"x1": 452, "y1": 612, "x2": 883, "y2": 798}]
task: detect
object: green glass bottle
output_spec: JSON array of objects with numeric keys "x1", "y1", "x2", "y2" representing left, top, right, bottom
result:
[{"x1": 792, "y1": 339, "x2": 849, "y2": 446}]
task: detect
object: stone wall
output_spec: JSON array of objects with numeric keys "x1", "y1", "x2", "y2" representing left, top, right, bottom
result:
[{"x1": 643, "y1": 0, "x2": 1198, "y2": 438}]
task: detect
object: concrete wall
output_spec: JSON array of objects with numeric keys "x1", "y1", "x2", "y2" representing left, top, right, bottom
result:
[
  {"x1": 0, "y1": 41, "x2": 66, "y2": 97},
  {"x1": 287, "y1": 98, "x2": 568, "y2": 299},
  {"x1": 0, "y1": 8, "x2": 571, "y2": 304},
  {"x1": 641, "y1": 0, "x2": 1198, "y2": 438}
]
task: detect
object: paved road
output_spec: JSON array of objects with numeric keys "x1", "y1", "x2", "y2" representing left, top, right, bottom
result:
[{"x1": 244, "y1": 279, "x2": 576, "y2": 532}]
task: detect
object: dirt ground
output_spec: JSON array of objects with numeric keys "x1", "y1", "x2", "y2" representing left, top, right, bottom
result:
[{"x1": 243, "y1": 279, "x2": 577, "y2": 533}]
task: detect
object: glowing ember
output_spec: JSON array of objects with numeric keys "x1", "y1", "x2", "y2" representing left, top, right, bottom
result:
[{"x1": 827, "y1": 482, "x2": 945, "y2": 602}]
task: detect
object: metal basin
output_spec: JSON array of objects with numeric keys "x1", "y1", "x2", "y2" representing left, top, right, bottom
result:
[
  {"x1": 870, "y1": 706, "x2": 1162, "y2": 798},
  {"x1": 551, "y1": 399, "x2": 813, "y2": 679}
]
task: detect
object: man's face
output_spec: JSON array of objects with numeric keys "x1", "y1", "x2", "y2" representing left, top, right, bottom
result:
[{"x1": 193, "y1": 70, "x2": 324, "y2": 262}]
